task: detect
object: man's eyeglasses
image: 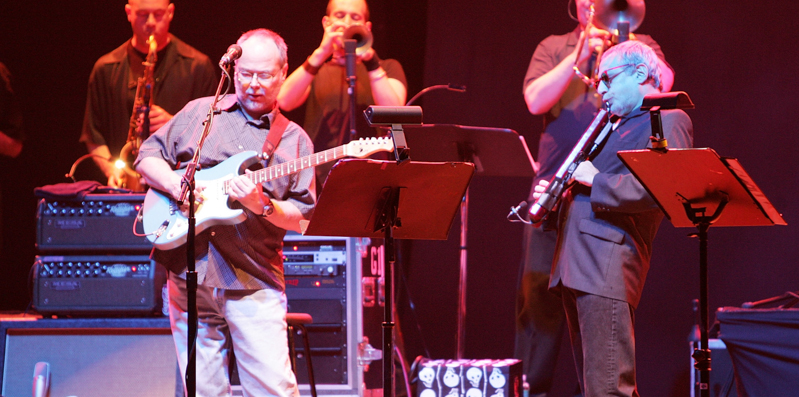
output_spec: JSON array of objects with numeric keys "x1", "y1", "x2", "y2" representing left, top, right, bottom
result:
[
  {"x1": 594, "y1": 64, "x2": 634, "y2": 90},
  {"x1": 236, "y1": 70, "x2": 277, "y2": 85}
]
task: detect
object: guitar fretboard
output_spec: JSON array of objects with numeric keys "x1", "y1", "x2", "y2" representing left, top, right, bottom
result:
[{"x1": 223, "y1": 145, "x2": 346, "y2": 191}]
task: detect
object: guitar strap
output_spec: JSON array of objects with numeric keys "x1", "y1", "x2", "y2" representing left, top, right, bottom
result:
[{"x1": 262, "y1": 111, "x2": 290, "y2": 163}]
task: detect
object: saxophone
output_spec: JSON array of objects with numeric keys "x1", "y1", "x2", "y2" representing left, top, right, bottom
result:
[{"x1": 118, "y1": 34, "x2": 157, "y2": 191}]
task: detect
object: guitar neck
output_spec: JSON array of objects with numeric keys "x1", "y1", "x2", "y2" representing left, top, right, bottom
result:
[{"x1": 245, "y1": 145, "x2": 348, "y2": 187}]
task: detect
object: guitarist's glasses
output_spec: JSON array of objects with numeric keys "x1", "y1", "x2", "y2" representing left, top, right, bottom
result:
[{"x1": 236, "y1": 69, "x2": 278, "y2": 86}]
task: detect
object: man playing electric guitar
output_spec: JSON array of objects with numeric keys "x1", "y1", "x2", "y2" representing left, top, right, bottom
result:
[{"x1": 134, "y1": 29, "x2": 311, "y2": 396}]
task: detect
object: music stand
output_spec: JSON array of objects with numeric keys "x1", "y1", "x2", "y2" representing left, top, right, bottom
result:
[
  {"x1": 303, "y1": 158, "x2": 475, "y2": 397},
  {"x1": 618, "y1": 147, "x2": 786, "y2": 397},
  {"x1": 403, "y1": 124, "x2": 537, "y2": 358}
]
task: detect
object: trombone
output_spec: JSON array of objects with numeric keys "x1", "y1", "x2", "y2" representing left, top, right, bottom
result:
[{"x1": 573, "y1": 0, "x2": 646, "y2": 87}]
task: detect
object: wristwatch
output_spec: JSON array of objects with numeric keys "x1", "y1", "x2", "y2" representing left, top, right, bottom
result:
[{"x1": 261, "y1": 198, "x2": 275, "y2": 217}]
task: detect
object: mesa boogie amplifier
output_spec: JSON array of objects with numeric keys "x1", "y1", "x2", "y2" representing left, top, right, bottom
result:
[
  {"x1": 36, "y1": 193, "x2": 152, "y2": 252},
  {"x1": 32, "y1": 254, "x2": 166, "y2": 316}
]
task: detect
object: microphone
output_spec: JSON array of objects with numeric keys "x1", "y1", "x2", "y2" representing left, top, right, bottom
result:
[
  {"x1": 507, "y1": 201, "x2": 531, "y2": 224},
  {"x1": 32, "y1": 362, "x2": 50, "y2": 397},
  {"x1": 219, "y1": 44, "x2": 243, "y2": 67}
]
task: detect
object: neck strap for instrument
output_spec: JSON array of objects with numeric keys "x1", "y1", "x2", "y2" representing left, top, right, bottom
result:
[{"x1": 262, "y1": 112, "x2": 289, "y2": 162}]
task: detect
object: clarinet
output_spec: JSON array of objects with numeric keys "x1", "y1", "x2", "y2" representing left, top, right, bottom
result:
[
  {"x1": 528, "y1": 106, "x2": 615, "y2": 225},
  {"x1": 118, "y1": 34, "x2": 157, "y2": 191}
]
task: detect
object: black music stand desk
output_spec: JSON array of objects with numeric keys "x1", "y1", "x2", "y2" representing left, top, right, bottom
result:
[
  {"x1": 618, "y1": 147, "x2": 786, "y2": 397},
  {"x1": 402, "y1": 124, "x2": 536, "y2": 357},
  {"x1": 302, "y1": 158, "x2": 475, "y2": 397},
  {"x1": 403, "y1": 124, "x2": 536, "y2": 177}
]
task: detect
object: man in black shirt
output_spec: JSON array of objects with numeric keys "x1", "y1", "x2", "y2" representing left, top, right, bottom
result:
[{"x1": 80, "y1": 0, "x2": 216, "y2": 187}]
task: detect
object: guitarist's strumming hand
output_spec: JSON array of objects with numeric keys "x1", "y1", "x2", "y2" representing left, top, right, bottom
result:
[
  {"x1": 176, "y1": 180, "x2": 207, "y2": 216},
  {"x1": 228, "y1": 169, "x2": 266, "y2": 216}
]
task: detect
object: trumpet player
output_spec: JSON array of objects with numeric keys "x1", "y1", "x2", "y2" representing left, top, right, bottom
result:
[
  {"x1": 516, "y1": 1, "x2": 674, "y2": 396},
  {"x1": 530, "y1": 41, "x2": 692, "y2": 397},
  {"x1": 278, "y1": 0, "x2": 407, "y2": 185},
  {"x1": 80, "y1": 0, "x2": 216, "y2": 187}
]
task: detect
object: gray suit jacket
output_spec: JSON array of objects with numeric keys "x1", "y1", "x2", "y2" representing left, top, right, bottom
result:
[{"x1": 549, "y1": 108, "x2": 693, "y2": 309}]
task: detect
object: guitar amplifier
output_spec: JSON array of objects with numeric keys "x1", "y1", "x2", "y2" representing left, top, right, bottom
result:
[
  {"x1": 36, "y1": 193, "x2": 152, "y2": 252},
  {"x1": 32, "y1": 254, "x2": 166, "y2": 316}
]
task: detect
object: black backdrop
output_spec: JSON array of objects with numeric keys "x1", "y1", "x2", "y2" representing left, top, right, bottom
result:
[{"x1": 2, "y1": 1, "x2": 798, "y2": 397}]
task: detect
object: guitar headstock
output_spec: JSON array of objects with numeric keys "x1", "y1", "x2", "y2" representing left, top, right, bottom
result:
[{"x1": 343, "y1": 137, "x2": 394, "y2": 158}]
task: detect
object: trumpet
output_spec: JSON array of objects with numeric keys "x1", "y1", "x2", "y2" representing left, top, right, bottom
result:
[
  {"x1": 342, "y1": 24, "x2": 373, "y2": 56},
  {"x1": 573, "y1": 0, "x2": 646, "y2": 86},
  {"x1": 118, "y1": 33, "x2": 157, "y2": 191}
]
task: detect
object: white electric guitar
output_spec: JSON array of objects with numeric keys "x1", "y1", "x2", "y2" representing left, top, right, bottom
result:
[{"x1": 141, "y1": 137, "x2": 394, "y2": 250}]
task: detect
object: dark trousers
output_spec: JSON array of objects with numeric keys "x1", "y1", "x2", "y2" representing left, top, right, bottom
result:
[{"x1": 561, "y1": 287, "x2": 638, "y2": 397}]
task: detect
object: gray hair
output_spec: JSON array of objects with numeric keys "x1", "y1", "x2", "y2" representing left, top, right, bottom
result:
[
  {"x1": 603, "y1": 40, "x2": 662, "y2": 91},
  {"x1": 236, "y1": 28, "x2": 288, "y2": 68}
]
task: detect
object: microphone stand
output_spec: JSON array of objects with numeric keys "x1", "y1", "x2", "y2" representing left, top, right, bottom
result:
[
  {"x1": 344, "y1": 39, "x2": 357, "y2": 144},
  {"x1": 178, "y1": 64, "x2": 232, "y2": 397}
]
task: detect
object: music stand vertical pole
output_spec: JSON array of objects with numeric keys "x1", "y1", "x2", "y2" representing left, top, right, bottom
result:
[
  {"x1": 696, "y1": 222, "x2": 710, "y2": 397},
  {"x1": 383, "y1": 224, "x2": 396, "y2": 397},
  {"x1": 456, "y1": 188, "x2": 469, "y2": 359},
  {"x1": 682, "y1": 198, "x2": 726, "y2": 397},
  {"x1": 377, "y1": 187, "x2": 400, "y2": 397}
]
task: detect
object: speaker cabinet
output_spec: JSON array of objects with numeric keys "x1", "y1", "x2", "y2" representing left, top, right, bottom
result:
[{"x1": 0, "y1": 317, "x2": 178, "y2": 397}]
